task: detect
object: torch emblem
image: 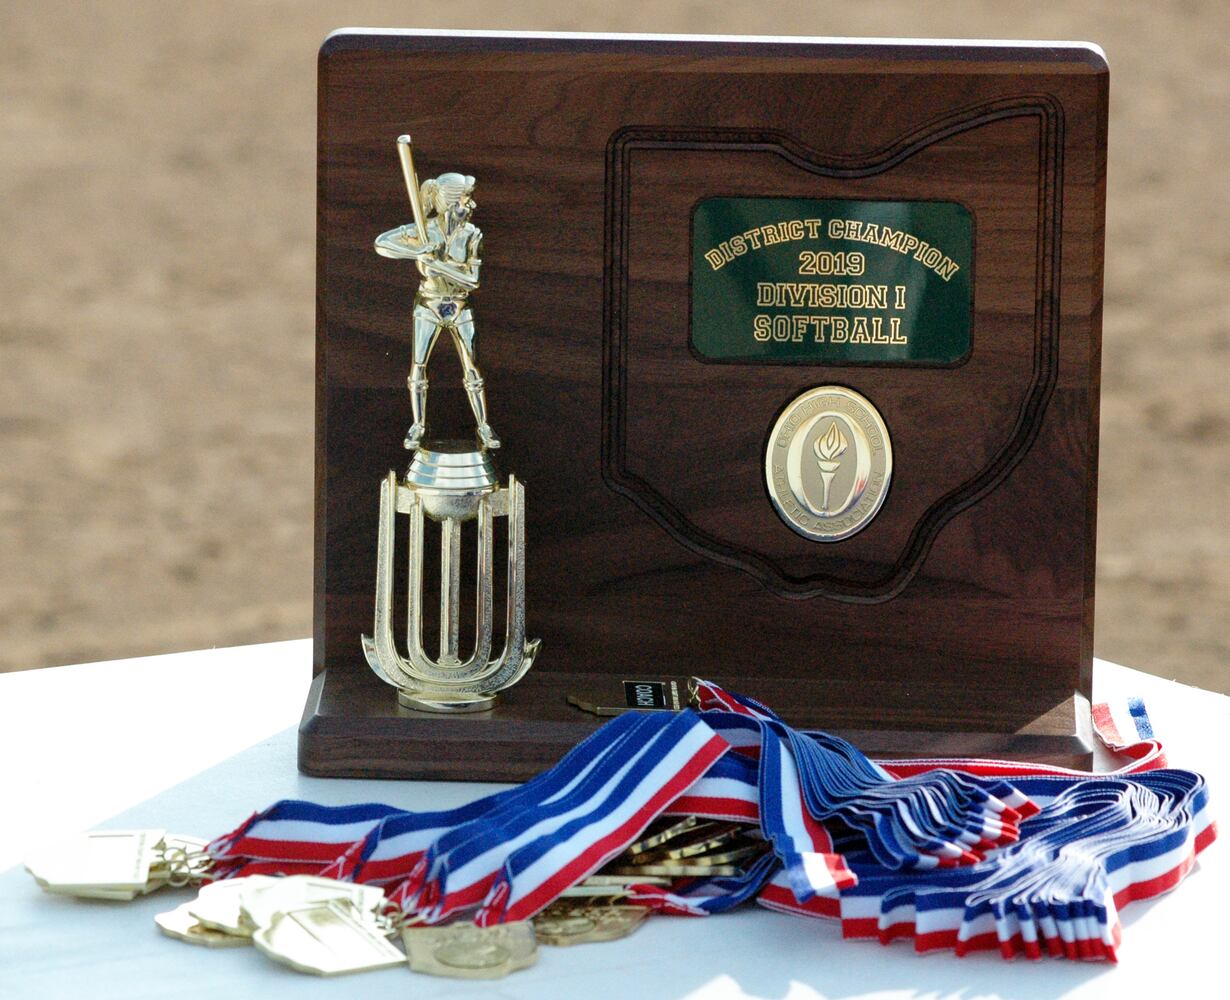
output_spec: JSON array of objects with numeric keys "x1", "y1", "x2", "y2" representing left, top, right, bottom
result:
[
  {"x1": 813, "y1": 419, "x2": 849, "y2": 512},
  {"x1": 764, "y1": 386, "x2": 893, "y2": 542}
]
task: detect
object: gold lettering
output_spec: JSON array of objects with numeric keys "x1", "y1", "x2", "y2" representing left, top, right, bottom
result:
[{"x1": 849, "y1": 317, "x2": 872, "y2": 344}]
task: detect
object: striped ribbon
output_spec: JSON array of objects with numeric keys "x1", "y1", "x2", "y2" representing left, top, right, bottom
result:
[
  {"x1": 756, "y1": 697, "x2": 1215, "y2": 962},
  {"x1": 203, "y1": 681, "x2": 1211, "y2": 960},
  {"x1": 210, "y1": 708, "x2": 728, "y2": 924},
  {"x1": 693, "y1": 682, "x2": 1033, "y2": 873}
]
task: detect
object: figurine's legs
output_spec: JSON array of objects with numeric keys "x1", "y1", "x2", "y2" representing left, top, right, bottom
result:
[
  {"x1": 406, "y1": 307, "x2": 443, "y2": 450},
  {"x1": 452, "y1": 310, "x2": 500, "y2": 449}
]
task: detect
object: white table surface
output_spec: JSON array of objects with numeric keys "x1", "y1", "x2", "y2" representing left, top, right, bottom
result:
[{"x1": 0, "y1": 639, "x2": 1226, "y2": 999}]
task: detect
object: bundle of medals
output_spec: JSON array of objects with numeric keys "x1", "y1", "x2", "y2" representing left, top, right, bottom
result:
[{"x1": 26, "y1": 681, "x2": 1215, "y2": 975}]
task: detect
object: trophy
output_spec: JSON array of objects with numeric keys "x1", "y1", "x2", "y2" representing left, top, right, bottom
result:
[
  {"x1": 304, "y1": 33, "x2": 1107, "y2": 779},
  {"x1": 360, "y1": 135, "x2": 540, "y2": 713}
]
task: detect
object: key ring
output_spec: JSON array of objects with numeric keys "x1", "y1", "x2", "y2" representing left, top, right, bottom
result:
[{"x1": 158, "y1": 846, "x2": 215, "y2": 887}]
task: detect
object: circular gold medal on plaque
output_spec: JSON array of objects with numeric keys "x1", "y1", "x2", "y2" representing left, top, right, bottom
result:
[{"x1": 765, "y1": 386, "x2": 892, "y2": 542}]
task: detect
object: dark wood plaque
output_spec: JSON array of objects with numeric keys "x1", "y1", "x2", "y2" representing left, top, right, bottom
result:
[{"x1": 301, "y1": 31, "x2": 1107, "y2": 779}]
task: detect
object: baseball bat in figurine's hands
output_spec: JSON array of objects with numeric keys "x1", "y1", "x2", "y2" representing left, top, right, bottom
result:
[{"x1": 397, "y1": 135, "x2": 429, "y2": 239}]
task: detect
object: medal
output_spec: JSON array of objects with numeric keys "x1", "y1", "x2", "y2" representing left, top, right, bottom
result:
[
  {"x1": 238, "y1": 875, "x2": 386, "y2": 931},
  {"x1": 26, "y1": 829, "x2": 214, "y2": 901},
  {"x1": 579, "y1": 874, "x2": 671, "y2": 887},
  {"x1": 253, "y1": 900, "x2": 406, "y2": 976},
  {"x1": 629, "y1": 822, "x2": 746, "y2": 863},
  {"x1": 626, "y1": 815, "x2": 704, "y2": 855},
  {"x1": 188, "y1": 875, "x2": 279, "y2": 936},
  {"x1": 155, "y1": 903, "x2": 253, "y2": 949},
  {"x1": 402, "y1": 922, "x2": 537, "y2": 979},
  {"x1": 607, "y1": 861, "x2": 743, "y2": 877},
  {"x1": 533, "y1": 901, "x2": 650, "y2": 946}
]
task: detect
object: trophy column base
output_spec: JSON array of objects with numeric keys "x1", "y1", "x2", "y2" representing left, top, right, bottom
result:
[{"x1": 396, "y1": 690, "x2": 499, "y2": 713}]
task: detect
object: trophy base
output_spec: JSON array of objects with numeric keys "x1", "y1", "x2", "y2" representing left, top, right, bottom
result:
[
  {"x1": 299, "y1": 667, "x2": 1095, "y2": 782},
  {"x1": 396, "y1": 691, "x2": 499, "y2": 713}
]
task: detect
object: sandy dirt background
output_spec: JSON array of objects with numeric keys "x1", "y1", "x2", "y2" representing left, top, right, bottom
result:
[{"x1": 1, "y1": 2, "x2": 1227, "y2": 694}]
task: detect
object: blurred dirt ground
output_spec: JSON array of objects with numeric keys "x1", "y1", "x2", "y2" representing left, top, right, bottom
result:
[{"x1": 1, "y1": 2, "x2": 1227, "y2": 693}]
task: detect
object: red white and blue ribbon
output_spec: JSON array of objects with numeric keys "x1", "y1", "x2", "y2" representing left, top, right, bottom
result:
[
  {"x1": 693, "y1": 682, "x2": 1032, "y2": 875},
  {"x1": 756, "y1": 695, "x2": 1215, "y2": 961},
  {"x1": 760, "y1": 768, "x2": 1212, "y2": 961},
  {"x1": 203, "y1": 681, "x2": 1211, "y2": 961}
]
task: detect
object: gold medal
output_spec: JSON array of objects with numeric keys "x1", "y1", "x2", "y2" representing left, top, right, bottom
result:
[
  {"x1": 253, "y1": 900, "x2": 406, "y2": 977},
  {"x1": 559, "y1": 884, "x2": 631, "y2": 899},
  {"x1": 238, "y1": 875, "x2": 385, "y2": 931},
  {"x1": 25, "y1": 829, "x2": 165, "y2": 900},
  {"x1": 534, "y1": 903, "x2": 649, "y2": 946},
  {"x1": 155, "y1": 903, "x2": 253, "y2": 949},
  {"x1": 625, "y1": 816, "x2": 703, "y2": 856},
  {"x1": 188, "y1": 875, "x2": 279, "y2": 936},
  {"x1": 670, "y1": 842, "x2": 766, "y2": 867},
  {"x1": 605, "y1": 861, "x2": 742, "y2": 877},
  {"x1": 580, "y1": 874, "x2": 671, "y2": 887},
  {"x1": 26, "y1": 829, "x2": 215, "y2": 900},
  {"x1": 402, "y1": 922, "x2": 537, "y2": 979},
  {"x1": 631, "y1": 823, "x2": 746, "y2": 863}
]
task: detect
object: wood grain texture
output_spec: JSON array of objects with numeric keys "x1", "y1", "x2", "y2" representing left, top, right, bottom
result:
[{"x1": 304, "y1": 33, "x2": 1107, "y2": 779}]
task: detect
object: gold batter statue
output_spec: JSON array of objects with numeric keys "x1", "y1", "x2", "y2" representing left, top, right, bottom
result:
[
  {"x1": 375, "y1": 135, "x2": 500, "y2": 452},
  {"x1": 362, "y1": 134, "x2": 538, "y2": 714}
]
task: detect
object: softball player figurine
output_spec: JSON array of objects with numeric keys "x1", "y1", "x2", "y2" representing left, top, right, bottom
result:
[{"x1": 375, "y1": 135, "x2": 500, "y2": 452}]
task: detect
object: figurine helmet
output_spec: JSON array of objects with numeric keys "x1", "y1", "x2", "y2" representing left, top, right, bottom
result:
[{"x1": 423, "y1": 172, "x2": 476, "y2": 214}]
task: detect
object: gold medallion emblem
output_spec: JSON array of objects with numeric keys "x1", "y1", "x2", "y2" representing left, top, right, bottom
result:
[{"x1": 765, "y1": 386, "x2": 892, "y2": 542}]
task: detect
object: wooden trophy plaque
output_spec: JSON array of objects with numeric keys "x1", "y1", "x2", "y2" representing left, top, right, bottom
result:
[{"x1": 301, "y1": 31, "x2": 1107, "y2": 779}]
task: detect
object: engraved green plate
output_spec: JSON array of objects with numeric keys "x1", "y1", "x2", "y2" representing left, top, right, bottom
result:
[{"x1": 691, "y1": 198, "x2": 973, "y2": 365}]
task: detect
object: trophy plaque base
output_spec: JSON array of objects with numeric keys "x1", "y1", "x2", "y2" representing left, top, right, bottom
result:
[
  {"x1": 300, "y1": 668, "x2": 1092, "y2": 781},
  {"x1": 306, "y1": 32, "x2": 1106, "y2": 780}
]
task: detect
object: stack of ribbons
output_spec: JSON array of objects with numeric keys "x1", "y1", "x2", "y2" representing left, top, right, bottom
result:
[{"x1": 206, "y1": 682, "x2": 1214, "y2": 962}]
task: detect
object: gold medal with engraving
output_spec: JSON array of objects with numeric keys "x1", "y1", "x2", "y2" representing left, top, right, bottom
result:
[
  {"x1": 533, "y1": 908, "x2": 598, "y2": 942},
  {"x1": 534, "y1": 903, "x2": 650, "y2": 946},
  {"x1": 765, "y1": 385, "x2": 892, "y2": 541},
  {"x1": 402, "y1": 921, "x2": 537, "y2": 979}
]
